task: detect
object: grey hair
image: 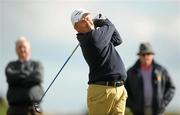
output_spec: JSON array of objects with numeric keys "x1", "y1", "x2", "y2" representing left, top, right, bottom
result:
[{"x1": 15, "y1": 36, "x2": 30, "y2": 48}]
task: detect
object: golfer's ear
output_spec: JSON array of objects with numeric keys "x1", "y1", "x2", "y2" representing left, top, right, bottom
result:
[
  {"x1": 74, "y1": 23, "x2": 80, "y2": 32},
  {"x1": 74, "y1": 22, "x2": 78, "y2": 29}
]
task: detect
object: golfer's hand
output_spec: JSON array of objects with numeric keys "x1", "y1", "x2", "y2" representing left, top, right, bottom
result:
[
  {"x1": 93, "y1": 13, "x2": 107, "y2": 28},
  {"x1": 94, "y1": 13, "x2": 107, "y2": 20},
  {"x1": 82, "y1": 16, "x2": 95, "y2": 30}
]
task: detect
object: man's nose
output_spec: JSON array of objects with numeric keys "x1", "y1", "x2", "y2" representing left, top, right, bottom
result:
[{"x1": 20, "y1": 47, "x2": 26, "y2": 52}]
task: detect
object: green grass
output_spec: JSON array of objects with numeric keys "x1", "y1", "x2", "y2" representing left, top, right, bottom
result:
[
  {"x1": 0, "y1": 100, "x2": 8, "y2": 115},
  {"x1": 0, "y1": 104, "x2": 179, "y2": 115}
]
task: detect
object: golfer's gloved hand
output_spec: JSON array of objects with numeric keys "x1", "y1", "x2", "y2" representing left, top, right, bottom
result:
[{"x1": 93, "y1": 13, "x2": 107, "y2": 28}]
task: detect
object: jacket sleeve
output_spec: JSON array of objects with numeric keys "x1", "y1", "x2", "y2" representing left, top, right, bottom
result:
[
  {"x1": 5, "y1": 62, "x2": 27, "y2": 86},
  {"x1": 91, "y1": 19, "x2": 115, "y2": 48},
  {"x1": 110, "y1": 28, "x2": 122, "y2": 47},
  {"x1": 22, "y1": 61, "x2": 43, "y2": 87},
  {"x1": 125, "y1": 69, "x2": 134, "y2": 110},
  {"x1": 93, "y1": 19, "x2": 122, "y2": 47},
  {"x1": 161, "y1": 68, "x2": 175, "y2": 111}
]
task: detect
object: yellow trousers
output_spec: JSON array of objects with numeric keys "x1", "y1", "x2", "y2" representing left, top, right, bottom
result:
[{"x1": 87, "y1": 85, "x2": 127, "y2": 115}]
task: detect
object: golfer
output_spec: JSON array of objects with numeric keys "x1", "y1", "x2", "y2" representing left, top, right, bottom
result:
[{"x1": 71, "y1": 9, "x2": 127, "y2": 115}]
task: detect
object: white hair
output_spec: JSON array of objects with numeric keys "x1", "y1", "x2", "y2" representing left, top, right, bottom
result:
[{"x1": 15, "y1": 36, "x2": 30, "y2": 48}]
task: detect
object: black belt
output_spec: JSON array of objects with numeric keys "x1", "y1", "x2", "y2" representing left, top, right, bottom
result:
[{"x1": 92, "y1": 81, "x2": 124, "y2": 87}]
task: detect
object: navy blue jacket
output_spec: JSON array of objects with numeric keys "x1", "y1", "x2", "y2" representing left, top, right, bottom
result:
[
  {"x1": 77, "y1": 19, "x2": 127, "y2": 84},
  {"x1": 125, "y1": 60, "x2": 175, "y2": 115}
]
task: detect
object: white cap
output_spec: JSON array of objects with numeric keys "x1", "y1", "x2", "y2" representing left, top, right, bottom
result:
[{"x1": 71, "y1": 8, "x2": 90, "y2": 26}]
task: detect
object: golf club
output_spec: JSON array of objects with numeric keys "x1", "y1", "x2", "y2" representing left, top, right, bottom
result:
[{"x1": 33, "y1": 43, "x2": 80, "y2": 113}]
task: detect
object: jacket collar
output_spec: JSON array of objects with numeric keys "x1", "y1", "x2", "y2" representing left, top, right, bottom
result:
[{"x1": 133, "y1": 59, "x2": 159, "y2": 71}]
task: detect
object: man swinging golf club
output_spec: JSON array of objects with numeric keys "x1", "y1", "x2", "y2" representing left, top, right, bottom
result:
[{"x1": 71, "y1": 9, "x2": 128, "y2": 115}]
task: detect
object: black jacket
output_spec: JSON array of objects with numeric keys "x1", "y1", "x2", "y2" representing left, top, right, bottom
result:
[
  {"x1": 125, "y1": 60, "x2": 175, "y2": 115},
  {"x1": 77, "y1": 19, "x2": 127, "y2": 84},
  {"x1": 5, "y1": 60, "x2": 44, "y2": 106}
]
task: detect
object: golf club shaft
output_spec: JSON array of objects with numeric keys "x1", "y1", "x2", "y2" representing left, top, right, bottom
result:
[{"x1": 38, "y1": 43, "x2": 80, "y2": 103}]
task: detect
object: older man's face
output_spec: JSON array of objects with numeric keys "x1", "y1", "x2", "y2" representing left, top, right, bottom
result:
[
  {"x1": 16, "y1": 41, "x2": 31, "y2": 61},
  {"x1": 139, "y1": 53, "x2": 154, "y2": 66}
]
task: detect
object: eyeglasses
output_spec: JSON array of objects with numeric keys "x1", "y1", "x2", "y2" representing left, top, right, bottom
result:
[{"x1": 140, "y1": 53, "x2": 152, "y2": 56}]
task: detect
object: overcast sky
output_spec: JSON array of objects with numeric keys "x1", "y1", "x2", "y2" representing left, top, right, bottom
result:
[{"x1": 0, "y1": 0, "x2": 180, "y2": 114}]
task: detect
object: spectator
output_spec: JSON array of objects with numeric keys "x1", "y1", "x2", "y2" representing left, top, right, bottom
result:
[
  {"x1": 125, "y1": 42, "x2": 175, "y2": 115},
  {"x1": 5, "y1": 37, "x2": 44, "y2": 115},
  {"x1": 0, "y1": 94, "x2": 3, "y2": 103}
]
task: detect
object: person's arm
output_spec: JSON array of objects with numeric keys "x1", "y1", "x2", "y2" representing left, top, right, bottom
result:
[
  {"x1": 110, "y1": 28, "x2": 122, "y2": 47},
  {"x1": 93, "y1": 14, "x2": 122, "y2": 47},
  {"x1": 92, "y1": 19, "x2": 115, "y2": 48},
  {"x1": 125, "y1": 69, "x2": 134, "y2": 110},
  {"x1": 160, "y1": 68, "x2": 175, "y2": 112},
  {"x1": 22, "y1": 61, "x2": 43, "y2": 87},
  {"x1": 5, "y1": 62, "x2": 27, "y2": 86}
]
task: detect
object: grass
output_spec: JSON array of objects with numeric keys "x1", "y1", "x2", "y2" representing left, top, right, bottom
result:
[
  {"x1": 0, "y1": 100, "x2": 8, "y2": 115},
  {"x1": 0, "y1": 103, "x2": 179, "y2": 115}
]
